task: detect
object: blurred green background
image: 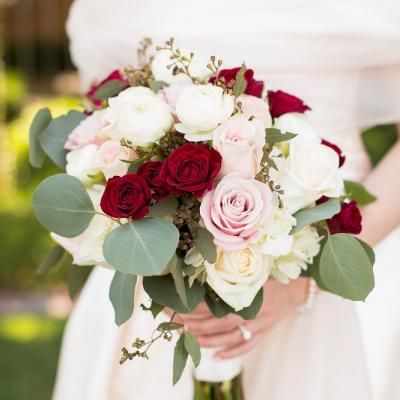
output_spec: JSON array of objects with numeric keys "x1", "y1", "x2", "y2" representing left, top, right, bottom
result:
[{"x1": 1, "y1": 1, "x2": 398, "y2": 400}]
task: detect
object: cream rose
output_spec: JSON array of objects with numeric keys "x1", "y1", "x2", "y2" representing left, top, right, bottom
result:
[
  {"x1": 275, "y1": 137, "x2": 344, "y2": 213},
  {"x1": 205, "y1": 246, "x2": 271, "y2": 311},
  {"x1": 66, "y1": 144, "x2": 99, "y2": 185},
  {"x1": 175, "y1": 85, "x2": 234, "y2": 141},
  {"x1": 102, "y1": 86, "x2": 173, "y2": 146},
  {"x1": 212, "y1": 115, "x2": 265, "y2": 179}
]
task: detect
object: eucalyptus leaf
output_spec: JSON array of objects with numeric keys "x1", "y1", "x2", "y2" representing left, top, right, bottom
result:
[
  {"x1": 306, "y1": 238, "x2": 332, "y2": 292},
  {"x1": 157, "y1": 322, "x2": 183, "y2": 332},
  {"x1": 39, "y1": 110, "x2": 86, "y2": 169},
  {"x1": 291, "y1": 198, "x2": 340, "y2": 234},
  {"x1": 148, "y1": 197, "x2": 178, "y2": 218},
  {"x1": 205, "y1": 294, "x2": 232, "y2": 318},
  {"x1": 356, "y1": 238, "x2": 375, "y2": 265},
  {"x1": 193, "y1": 227, "x2": 217, "y2": 264},
  {"x1": 109, "y1": 271, "x2": 137, "y2": 326},
  {"x1": 143, "y1": 275, "x2": 205, "y2": 313},
  {"x1": 29, "y1": 108, "x2": 52, "y2": 168},
  {"x1": 93, "y1": 79, "x2": 127, "y2": 101},
  {"x1": 184, "y1": 332, "x2": 201, "y2": 367},
  {"x1": 233, "y1": 64, "x2": 248, "y2": 97},
  {"x1": 103, "y1": 218, "x2": 179, "y2": 276},
  {"x1": 235, "y1": 288, "x2": 264, "y2": 320},
  {"x1": 36, "y1": 245, "x2": 65, "y2": 275},
  {"x1": 149, "y1": 80, "x2": 169, "y2": 93},
  {"x1": 173, "y1": 334, "x2": 188, "y2": 385},
  {"x1": 68, "y1": 265, "x2": 93, "y2": 299},
  {"x1": 32, "y1": 174, "x2": 96, "y2": 237},
  {"x1": 319, "y1": 234, "x2": 374, "y2": 301},
  {"x1": 141, "y1": 301, "x2": 164, "y2": 319},
  {"x1": 344, "y1": 180, "x2": 377, "y2": 206},
  {"x1": 169, "y1": 256, "x2": 188, "y2": 308},
  {"x1": 265, "y1": 128, "x2": 297, "y2": 144}
]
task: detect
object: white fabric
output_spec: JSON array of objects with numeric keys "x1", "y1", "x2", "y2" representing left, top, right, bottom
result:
[{"x1": 53, "y1": 1, "x2": 400, "y2": 399}]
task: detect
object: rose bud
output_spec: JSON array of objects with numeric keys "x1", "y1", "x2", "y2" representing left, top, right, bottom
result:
[
  {"x1": 267, "y1": 90, "x2": 311, "y2": 118},
  {"x1": 100, "y1": 173, "x2": 151, "y2": 220},
  {"x1": 322, "y1": 139, "x2": 346, "y2": 167},
  {"x1": 160, "y1": 143, "x2": 222, "y2": 198},
  {"x1": 137, "y1": 161, "x2": 170, "y2": 201},
  {"x1": 210, "y1": 67, "x2": 264, "y2": 98}
]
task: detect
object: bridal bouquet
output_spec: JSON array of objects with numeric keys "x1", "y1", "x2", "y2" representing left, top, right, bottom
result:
[{"x1": 29, "y1": 38, "x2": 375, "y2": 397}]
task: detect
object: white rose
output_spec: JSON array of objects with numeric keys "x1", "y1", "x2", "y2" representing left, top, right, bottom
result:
[
  {"x1": 275, "y1": 137, "x2": 344, "y2": 213},
  {"x1": 212, "y1": 114, "x2": 265, "y2": 178},
  {"x1": 175, "y1": 85, "x2": 234, "y2": 141},
  {"x1": 94, "y1": 139, "x2": 136, "y2": 180},
  {"x1": 151, "y1": 49, "x2": 211, "y2": 84},
  {"x1": 271, "y1": 226, "x2": 321, "y2": 284},
  {"x1": 205, "y1": 246, "x2": 271, "y2": 311},
  {"x1": 238, "y1": 94, "x2": 272, "y2": 128},
  {"x1": 274, "y1": 113, "x2": 319, "y2": 143},
  {"x1": 159, "y1": 80, "x2": 193, "y2": 114},
  {"x1": 259, "y1": 209, "x2": 296, "y2": 257},
  {"x1": 102, "y1": 87, "x2": 173, "y2": 146},
  {"x1": 66, "y1": 144, "x2": 99, "y2": 185},
  {"x1": 50, "y1": 185, "x2": 119, "y2": 267}
]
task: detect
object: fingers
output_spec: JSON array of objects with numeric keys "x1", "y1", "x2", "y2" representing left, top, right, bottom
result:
[
  {"x1": 197, "y1": 326, "x2": 243, "y2": 348},
  {"x1": 183, "y1": 314, "x2": 244, "y2": 336},
  {"x1": 215, "y1": 333, "x2": 262, "y2": 359}
]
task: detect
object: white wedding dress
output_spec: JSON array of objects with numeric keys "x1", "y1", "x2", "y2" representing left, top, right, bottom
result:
[{"x1": 53, "y1": 1, "x2": 400, "y2": 399}]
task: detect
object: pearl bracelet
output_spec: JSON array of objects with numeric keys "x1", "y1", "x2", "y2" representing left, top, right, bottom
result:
[{"x1": 297, "y1": 279, "x2": 318, "y2": 314}]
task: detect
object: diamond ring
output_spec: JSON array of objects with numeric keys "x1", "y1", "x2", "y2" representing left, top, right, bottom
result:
[{"x1": 238, "y1": 325, "x2": 253, "y2": 342}]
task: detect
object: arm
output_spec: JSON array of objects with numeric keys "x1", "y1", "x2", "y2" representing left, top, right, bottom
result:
[{"x1": 358, "y1": 126, "x2": 400, "y2": 246}]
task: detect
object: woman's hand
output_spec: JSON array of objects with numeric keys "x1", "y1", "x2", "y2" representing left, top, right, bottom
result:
[{"x1": 175, "y1": 277, "x2": 310, "y2": 359}]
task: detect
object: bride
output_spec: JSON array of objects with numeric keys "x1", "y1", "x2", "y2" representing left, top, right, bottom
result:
[{"x1": 53, "y1": 1, "x2": 400, "y2": 399}]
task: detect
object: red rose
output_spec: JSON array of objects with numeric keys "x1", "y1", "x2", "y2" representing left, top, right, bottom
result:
[
  {"x1": 267, "y1": 90, "x2": 311, "y2": 118},
  {"x1": 137, "y1": 161, "x2": 170, "y2": 201},
  {"x1": 160, "y1": 144, "x2": 222, "y2": 198},
  {"x1": 100, "y1": 174, "x2": 151, "y2": 220},
  {"x1": 210, "y1": 67, "x2": 264, "y2": 98},
  {"x1": 321, "y1": 139, "x2": 346, "y2": 167},
  {"x1": 86, "y1": 70, "x2": 128, "y2": 108}
]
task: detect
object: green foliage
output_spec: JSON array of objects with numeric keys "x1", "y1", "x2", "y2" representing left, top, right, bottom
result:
[
  {"x1": 173, "y1": 334, "x2": 188, "y2": 385},
  {"x1": 141, "y1": 301, "x2": 164, "y2": 319},
  {"x1": 36, "y1": 245, "x2": 65, "y2": 275},
  {"x1": 38, "y1": 111, "x2": 86, "y2": 169},
  {"x1": 157, "y1": 322, "x2": 183, "y2": 332},
  {"x1": 319, "y1": 234, "x2": 374, "y2": 301},
  {"x1": 169, "y1": 255, "x2": 189, "y2": 308},
  {"x1": 184, "y1": 332, "x2": 201, "y2": 367},
  {"x1": 193, "y1": 227, "x2": 217, "y2": 264},
  {"x1": 109, "y1": 272, "x2": 137, "y2": 326},
  {"x1": 103, "y1": 218, "x2": 179, "y2": 276},
  {"x1": 68, "y1": 265, "x2": 93, "y2": 299},
  {"x1": 143, "y1": 275, "x2": 205, "y2": 313},
  {"x1": 291, "y1": 198, "x2": 340, "y2": 234},
  {"x1": 265, "y1": 128, "x2": 297, "y2": 144},
  {"x1": 32, "y1": 174, "x2": 96, "y2": 237},
  {"x1": 233, "y1": 65, "x2": 248, "y2": 97},
  {"x1": 93, "y1": 80, "x2": 127, "y2": 101},
  {"x1": 344, "y1": 180, "x2": 377, "y2": 206},
  {"x1": 236, "y1": 289, "x2": 264, "y2": 320},
  {"x1": 29, "y1": 108, "x2": 52, "y2": 168},
  {"x1": 149, "y1": 80, "x2": 169, "y2": 93},
  {"x1": 362, "y1": 124, "x2": 398, "y2": 166},
  {"x1": 148, "y1": 197, "x2": 178, "y2": 218}
]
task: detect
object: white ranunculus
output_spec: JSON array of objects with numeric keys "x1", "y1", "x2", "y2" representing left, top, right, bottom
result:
[
  {"x1": 175, "y1": 85, "x2": 235, "y2": 141},
  {"x1": 102, "y1": 86, "x2": 173, "y2": 146},
  {"x1": 205, "y1": 246, "x2": 271, "y2": 311},
  {"x1": 259, "y1": 209, "x2": 297, "y2": 257},
  {"x1": 151, "y1": 49, "x2": 211, "y2": 84},
  {"x1": 66, "y1": 144, "x2": 99, "y2": 185},
  {"x1": 275, "y1": 137, "x2": 344, "y2": 213},
  {"x1": 271, "y1": 226, "x2": 321, "y2": 284},
  {"x1": 50, "y1": 185, "x2": 118, "y2": 267}
]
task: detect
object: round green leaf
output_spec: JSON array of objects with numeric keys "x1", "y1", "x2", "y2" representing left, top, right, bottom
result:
[
  {"x1": 29, "y1": 108, "x2": 52, "y2": 168},
  {"x1": 103, "y1": 218, "x2": 179, "y2": 276},
  {"x1": 32, "y1": 174, "x2": 96, "y2": 237},
  {"x1": 319, "y1": 234, "x2": 374, "y2": 301}
]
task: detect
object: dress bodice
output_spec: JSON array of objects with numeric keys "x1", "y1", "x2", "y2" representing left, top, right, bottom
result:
[{"x1": 67, "y1": 0, "x2": 400, "y2": 180}]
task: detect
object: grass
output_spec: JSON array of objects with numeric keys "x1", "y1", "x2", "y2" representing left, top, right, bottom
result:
[{"x1": 0, "y1": 314, "x2": 65, "y2": 400}]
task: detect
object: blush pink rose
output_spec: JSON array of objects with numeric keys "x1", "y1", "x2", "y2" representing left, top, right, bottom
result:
[
  {"x1": 64, "y1": 110, "x2": 108, "y2": 150},
  {"x1": 200, "y1": 174, "x2": 273, "y2": 251},
  {"x1": 94, "y1": 140, "x2": 136, "y2": 179},
  {"x1": 212, "y1": 115, "x2": 265, "y2": 179},
  {"x1": 238, "y1": 94, "x2": 272, "y2": 128}
]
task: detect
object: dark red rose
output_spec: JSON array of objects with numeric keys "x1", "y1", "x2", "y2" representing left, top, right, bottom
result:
[
  {"x1": 86, "y1": 70, "x2": 128, "y2": 108},
  {"x1": 160, "y1": 144, "x2": 222, "y2": 198},
  {"x1": 317, "y1": 197, "x2": 362, "y2": 235},
  {"x1": 210, "y1": 67, "x2": 264, "y2": 98},
  {"x1": 137, "y1": 161, "x2": 170, "y2": 201},
  {"x1": 100, "y1": 173, "x2": 151, "y2": 220},
  {"x1": 322, "y1": 139, "x2": 346, "y2": 167},
  {"x1": 267, "y1": 90, "x2": 311, "y2": 118}
]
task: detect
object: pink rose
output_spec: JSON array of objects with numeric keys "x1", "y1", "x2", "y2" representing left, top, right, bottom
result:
[
  {"x1": 212, "y1": 115, "x2": 265, "y2": 179},
  {"x1": 94, "y1": 140, "x2": 136, "y2": 180},
  {"x1": 238, "y1": 95, "x2": 272, "y2": 128},
  {"x1": 64, "y1": 110, "x2": 107, "y2": 150},
  {"x1": 158, "y1": 79, "x2": 193, "y2": 114},
  {"x1": 200, "y1": 174, "x2": 273, "y2": 251}
]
